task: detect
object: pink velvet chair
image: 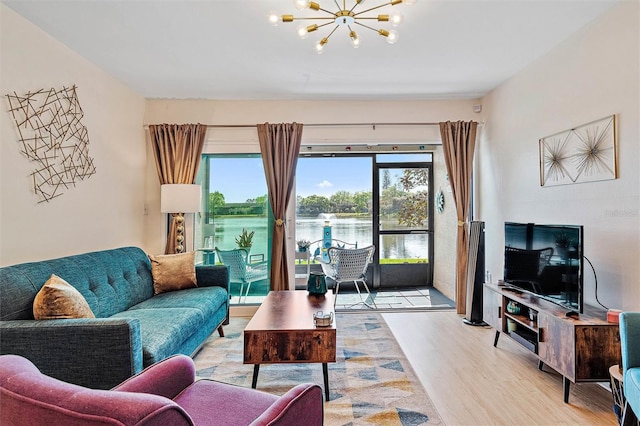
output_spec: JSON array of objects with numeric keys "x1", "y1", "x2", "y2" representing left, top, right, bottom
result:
[{"x1": 0, "y1": 354, "x2": 323, "y2": 426}]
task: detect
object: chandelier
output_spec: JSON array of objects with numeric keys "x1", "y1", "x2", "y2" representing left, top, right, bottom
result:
[{"x1": 268, "y1": 0, "x2": 416, "y2": 54}]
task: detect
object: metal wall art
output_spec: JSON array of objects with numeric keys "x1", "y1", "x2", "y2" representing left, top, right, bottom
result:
[
  {"x1": 539, "y1": 115, "x2": 617, "y2": 187},
  {"x1": 6, "y1": 85, "x2": 96, "y2": 203}
]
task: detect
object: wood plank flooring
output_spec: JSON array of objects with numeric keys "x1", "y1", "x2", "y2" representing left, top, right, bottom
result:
[{"x1": 382, "y1": 311, "x2": 618, "y2": 425}]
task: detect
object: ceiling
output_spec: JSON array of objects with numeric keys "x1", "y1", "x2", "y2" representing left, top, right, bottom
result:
[{"x1": 2, "y1": 0, "x2": 619, "y2": 100}]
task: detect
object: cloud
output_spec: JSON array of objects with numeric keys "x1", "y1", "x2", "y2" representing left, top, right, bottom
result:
[{"x1": 316, "y1": 180, "x2": 333, "y2": 188}]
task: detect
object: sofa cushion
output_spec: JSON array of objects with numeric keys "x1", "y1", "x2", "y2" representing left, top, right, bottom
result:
[
  {"x1": 128, "y1": 287, "x2": 228, "y2": 320},
  {"x1": 33, "y1": 274, "x2": 95, "y2": 320},
  {"x1": 110, "y1": 308, "x2": 204, "y2": 366},
  {"x1": 148, "y1": 252, "x2": 197, "y2": 295}
]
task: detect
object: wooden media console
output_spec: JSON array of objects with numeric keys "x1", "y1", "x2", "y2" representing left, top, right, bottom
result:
[{"x1": 483, "y1": 283, "x2": 620, "y2": 403}]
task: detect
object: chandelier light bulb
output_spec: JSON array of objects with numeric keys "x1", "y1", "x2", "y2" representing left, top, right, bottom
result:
[
  {"x1": 297, "y1": 24, "x2": 309, "y2": 39},
  {"x1": 268, "y1": 11, "x2": 280, "y2": 26},
  {"x1": 315, "y1": 38, "x2": 328, "y2": 54},
  {"x1": 294, "y1": 0, "x2": 309, "y2": 10},
  {"x1": 349, "y1": 31, "x2": 360, "y2": 48},
  {"x1": 390, "y1": 13, "x2": 404, "y2": 26},
  {"x1": 404, "y1": 0, "x2": 417, "y2": 4},
  {"x1": 386, "y1": 29, "x2": 399, "y2": 44}
]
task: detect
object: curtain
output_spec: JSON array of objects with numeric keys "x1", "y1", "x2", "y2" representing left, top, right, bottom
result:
[
  {"x1": 257, "y1": 123, "x2": 303, "y2": 291},
  {"x1": 439, "y1": 121, "x2": 478, "y2": 314},
  {"x1": 149, "y1": 124, "x2": 207, "y2": 254}
]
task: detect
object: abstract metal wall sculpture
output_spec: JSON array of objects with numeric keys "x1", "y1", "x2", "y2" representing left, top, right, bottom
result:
[
  {"x1": 539, "y1": 115, "x2": 617, "y2": 187},
  {"x1": 6, "y1": 85, "x2": 96, "y2": 203}
]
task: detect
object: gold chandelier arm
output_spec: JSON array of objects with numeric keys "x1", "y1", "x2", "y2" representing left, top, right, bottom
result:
[
  {"x1": 354, "y1": 0, "x2": 402, "y2": 17},
  {"x1": 325, "y1": 24, "x2": 341, "y2": 41},
  {"x1": 316, "y1": 21, "x2": 336, "y2": 30},
  {"x1": 354, "y1": 21, "x2": 380, "y2": 33},
  {"x1": 356, "y1": 16, "x2": 389, "y2": 20},
  {"x1": 317, "y1": 6, "x2": 339, "y2": 15},
  {"x1": 289, "y1": 16, "x2": 339, "y2": 20}
]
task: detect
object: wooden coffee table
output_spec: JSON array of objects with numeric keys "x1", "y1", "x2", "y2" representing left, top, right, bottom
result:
[{"x1": 243, "y1": 291, "x2": 336, "y2": 401}]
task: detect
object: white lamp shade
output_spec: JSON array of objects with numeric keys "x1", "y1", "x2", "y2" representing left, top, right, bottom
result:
[{"x1": 161, "y1": 184, "x2": 201, "y2": 213}]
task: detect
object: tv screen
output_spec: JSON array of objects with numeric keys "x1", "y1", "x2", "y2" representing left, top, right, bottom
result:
[{"x1": 504, "y1": 222, "x2": 583, "y2": 313}]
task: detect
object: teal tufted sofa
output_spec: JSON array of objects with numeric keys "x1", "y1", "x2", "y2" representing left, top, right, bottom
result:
[{"x1": 0, "y1": 246, "x2": 229, "y2": 390}]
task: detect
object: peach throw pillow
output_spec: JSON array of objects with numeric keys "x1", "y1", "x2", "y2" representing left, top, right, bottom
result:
[
  {"x1": 148, "y1": 251, "x2": 197, "y2": 295},
  {"x1": 33, "y1": 274, "x2": 95, "y2": 320}
]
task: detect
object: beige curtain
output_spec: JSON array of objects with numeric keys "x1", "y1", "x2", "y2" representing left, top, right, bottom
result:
[
  {"x1": 149, "y1": 124, "x2": 207, "y2": 254},
  {"x1": 257, "y1": 123, "x2": 303, "y2": 291},
  {"x1": 440, "y1": 121, "x2": 478, "y2": 314}
]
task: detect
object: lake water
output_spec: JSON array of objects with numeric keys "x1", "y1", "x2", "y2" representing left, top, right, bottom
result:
[{"x1": 207, "y1": 215, "x2": 427, "y2": 260}]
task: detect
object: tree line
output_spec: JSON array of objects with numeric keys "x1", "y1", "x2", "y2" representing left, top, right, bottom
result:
[{"x1": 206, "y1": 168, "x2": 429, "y2": 227}]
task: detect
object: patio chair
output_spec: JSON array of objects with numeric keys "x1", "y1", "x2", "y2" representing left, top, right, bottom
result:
[
  {"x1": 319, "y1": 245, "x2": 376, "y2": 309},
  {"x1": 215, "y1": 247, "x2": 268, "y2": 303}
]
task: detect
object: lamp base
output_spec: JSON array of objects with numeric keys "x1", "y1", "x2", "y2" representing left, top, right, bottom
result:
[{"x1": 175, "y1": 213, "x2": 185, "y2": 253}]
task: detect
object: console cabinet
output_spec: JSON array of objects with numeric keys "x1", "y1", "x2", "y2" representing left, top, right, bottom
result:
[{"x1": 483, "y1": 283, "x2": 620, "y2": 403}]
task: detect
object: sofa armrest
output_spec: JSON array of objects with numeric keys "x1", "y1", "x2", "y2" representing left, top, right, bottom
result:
[
  {"x1": 0, "y1": 318, "x2": 143, "y2": 390},
  {"x1": 196, "y1": 265, "x2": 230, "y2": 325},
  {"x1": 621, "y1": 312, "x2": 640, "y2": 374},
  {"x1": 250, "y1": 383, "x2": 324, "y2": 426},
  {"x1": 114, "y1": 354, "x2": 196, "y2": 399}
]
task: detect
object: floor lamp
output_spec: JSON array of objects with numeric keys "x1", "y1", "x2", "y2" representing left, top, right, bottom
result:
[{"x1": 161, "y1": 184, "x2": 201, "y2": 254}]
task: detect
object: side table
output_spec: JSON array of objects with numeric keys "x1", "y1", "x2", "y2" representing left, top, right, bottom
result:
[
  {"x1": 611, "y1": 365, "x2": 625, "y2": 424},
  {"x1": 610, "y1": 364, "x2": 640, "y2": 426}
]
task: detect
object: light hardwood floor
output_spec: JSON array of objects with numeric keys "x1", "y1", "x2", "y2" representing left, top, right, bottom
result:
[{"x1": 382, "y1": 311, "x2": 618, "y2": 426}]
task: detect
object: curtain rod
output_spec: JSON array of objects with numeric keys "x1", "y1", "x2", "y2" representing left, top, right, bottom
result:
[{"x1": 143, "y1": 122, "x2": 482, "y2": 129}]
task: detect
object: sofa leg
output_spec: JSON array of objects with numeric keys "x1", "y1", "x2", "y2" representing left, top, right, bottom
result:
[{"x1": 217, "y1": 326, "x2": 225, "y2": 337}]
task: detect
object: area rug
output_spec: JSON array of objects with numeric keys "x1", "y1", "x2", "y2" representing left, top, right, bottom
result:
[{"x1": 194, "y1": 313, "x2": 443, "y2": 426}]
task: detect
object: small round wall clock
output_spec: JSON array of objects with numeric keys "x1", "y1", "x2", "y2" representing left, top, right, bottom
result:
[{"x1": 436, "y1": 189, "x2": 445, "y2": 214}]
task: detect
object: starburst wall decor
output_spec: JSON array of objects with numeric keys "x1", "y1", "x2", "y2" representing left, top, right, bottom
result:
[{"x1": 539, "y1": 115, "x2": 617, "y2": 187}]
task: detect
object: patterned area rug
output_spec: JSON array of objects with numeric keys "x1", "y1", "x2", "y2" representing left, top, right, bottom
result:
[{"x1": 194, "y1": 313, "x2": 443, "y2": 426}]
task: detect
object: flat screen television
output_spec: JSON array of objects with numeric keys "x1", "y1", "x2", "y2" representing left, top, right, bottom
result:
[{"x1": 504, "y1": 222, "x2": 583, "y2": 313}]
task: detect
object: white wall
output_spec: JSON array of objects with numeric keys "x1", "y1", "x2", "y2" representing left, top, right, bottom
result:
[
  {"x1": 478, "y1": 0, "x2": 640, "y2": 310},
  {"x1": 144, "y1": 99, "x2": 479, "y2": 298},
  {"x1": 0, "y1": 5, "x2": 147, "y2": 266}
]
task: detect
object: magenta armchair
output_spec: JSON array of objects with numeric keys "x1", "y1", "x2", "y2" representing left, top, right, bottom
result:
[{"x1": 0, "y1": 354, "x2": 323, "y2": 426}]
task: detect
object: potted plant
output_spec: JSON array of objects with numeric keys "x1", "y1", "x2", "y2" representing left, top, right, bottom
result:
[
  {"x1": 296, "y1": 239, "x2": 311, "y2": 252},
  {"x1": 555, "y1": 232, "x2": 572, "y2": 258},
  {"x1": 235, "y1": 228, "x2": 254, "y2": 250}
]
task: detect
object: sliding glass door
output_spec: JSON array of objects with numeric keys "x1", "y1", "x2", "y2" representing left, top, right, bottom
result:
[
  {"x1": 295, "y1": 151, "x2": 433, "y2": 289},
  {"x1": 374, "y1": 155, "x2": 433, "y2": 288}
]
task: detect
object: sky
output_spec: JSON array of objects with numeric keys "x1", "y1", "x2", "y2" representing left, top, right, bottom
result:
[
  {"x1": 207, "y1": 154, "x2": 431, "y2": 203},
  {"x1": 208, "y1": 157, "x2": 373, "y2": 203}
]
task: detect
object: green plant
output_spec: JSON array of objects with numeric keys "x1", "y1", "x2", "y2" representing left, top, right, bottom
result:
[
  {"x1": 235, "y1": 228, "x2": 254, "y2": 248},
  {"x1": 296, "y1": 239, "x2": 311, "y2": 250}
]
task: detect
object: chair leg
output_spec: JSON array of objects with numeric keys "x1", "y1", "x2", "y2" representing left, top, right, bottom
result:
[
  {"x1": 353, "y1": 280, "x2": 366, "y2": 306},
  {"x1": 243, "y1": 280, "x2": 252, "y2": 304},
  {"x1": 340, "y1": 280, "x2": 375, "y2": 309},
  {"x1": 359, "y1": 279, "x2": 377, "y2": 308},
  {"x1": 238, "y1": 282, "x2": 245, "y2": 303},
  {"x1": 333, "y1": 281, "x2": 341, "y2": 309}
]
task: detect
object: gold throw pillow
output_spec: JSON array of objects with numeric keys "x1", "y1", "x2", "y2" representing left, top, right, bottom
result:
[
  {"x1": 148, "y1": 251, "x2": 197, "y2": 295},
  {"x1": 33, "y1": 274, "x2": 95, "y2": 320}
]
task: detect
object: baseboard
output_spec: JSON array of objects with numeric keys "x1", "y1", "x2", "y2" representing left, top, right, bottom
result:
[{"x1": 231, "y1": 305, "x2": 258, "y2": 318}]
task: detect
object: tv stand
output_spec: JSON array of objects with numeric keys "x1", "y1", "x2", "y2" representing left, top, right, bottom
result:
[{"x1": 483, "y1": 283, "x2": 620, "y2": 403}]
